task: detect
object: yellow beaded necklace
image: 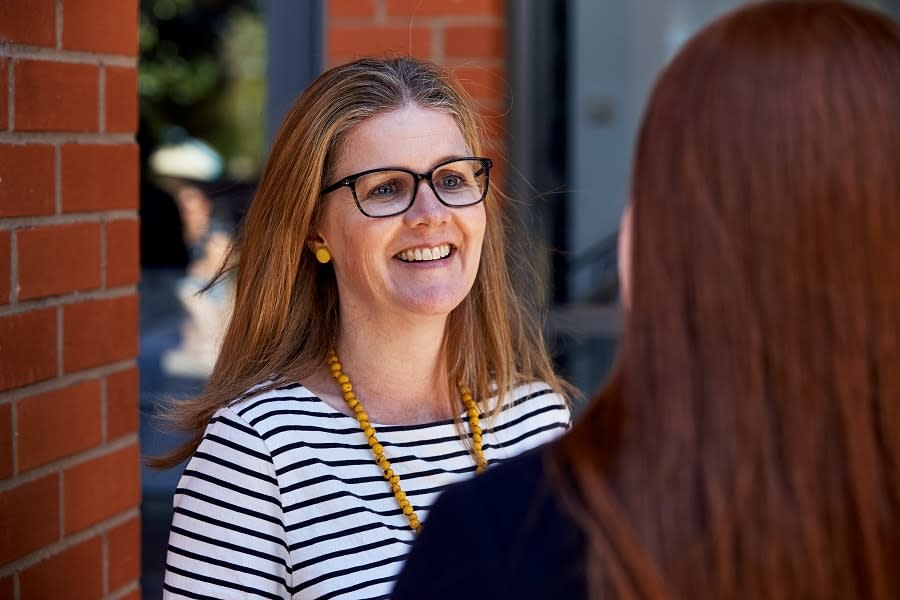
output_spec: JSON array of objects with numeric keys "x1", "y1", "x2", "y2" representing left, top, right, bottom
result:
[{"x1": 328, "y1": 350, "x2": 487, "y2": 532}]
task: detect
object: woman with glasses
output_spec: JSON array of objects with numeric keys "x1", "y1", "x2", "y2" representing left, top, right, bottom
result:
[
  {"x1": 393, "y1": 2, "x2": 900, "y2": 599},
  {"x1": 155, "y1": 57, "x2": 571, "y2": 599}
]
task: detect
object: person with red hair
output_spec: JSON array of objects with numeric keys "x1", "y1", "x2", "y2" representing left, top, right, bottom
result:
[{"x1": 393, "y1": 2, "x2": 900, "y2": 598}]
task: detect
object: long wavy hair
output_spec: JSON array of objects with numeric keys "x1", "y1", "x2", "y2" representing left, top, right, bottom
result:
[
  {"x1": 558, "y1": 2, "x2": 900, "y2": 598},
  {"x1": 152, "y1": 57, "x2": 564, "y2": 468}
]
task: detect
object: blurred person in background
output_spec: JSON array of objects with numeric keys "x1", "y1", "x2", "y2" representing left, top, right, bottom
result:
[
  {"x1": 152, "y1": 56, "x2": 571, "y2": 599},
  {"x1": 144, "y1": 137, "x2": 238, "y2": 379},
  {"x1": 392, "y1": 2, "x2": 900, "y2": 599}
]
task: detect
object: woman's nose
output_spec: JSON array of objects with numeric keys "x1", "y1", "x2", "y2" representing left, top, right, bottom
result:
[{"x1": 402, "y1": 180, "x2": 450, "y2": 226}]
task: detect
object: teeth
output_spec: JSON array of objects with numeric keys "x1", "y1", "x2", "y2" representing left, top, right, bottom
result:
[{"x1": 398, "y1": 244, "x2": 452, "y2": 262}]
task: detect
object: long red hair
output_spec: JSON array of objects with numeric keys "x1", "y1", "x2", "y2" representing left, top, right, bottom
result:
[{"x1": 559, "y1": 2, "x2": 900, "y2": 598}]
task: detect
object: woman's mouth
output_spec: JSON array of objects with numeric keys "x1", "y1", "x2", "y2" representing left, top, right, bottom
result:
[{"x1": 395, "y1": 244, "x2": 453, "y2": 263}]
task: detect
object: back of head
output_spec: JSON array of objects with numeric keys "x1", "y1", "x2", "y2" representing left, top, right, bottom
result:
[{"x1": 561, "y1": 2, "x2": 900, "y2": 598}]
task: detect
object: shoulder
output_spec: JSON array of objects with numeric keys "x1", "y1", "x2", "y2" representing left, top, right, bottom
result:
[
  {"x1": 495, "y1": 380, "x2": 571, "y2": 421},
  {"x1": 196, "y1": 381, "x2": 343, "y2": 457},
  {"x1": 227, "y1": 380, "x2": 320, "y2": 415},
  {"x1": 223, "y1": 381, "x2": 345, "y2": 432},
  {"x1": 444, "y1": 444, "x2": 555, "y2": 515},
  {"x1": 396, "y1": 448, "x2": 551, "y2": 578},
  {"x1": 485, "y1": 380, "x2": 571, "y2": 453},
  {"x1": 459, "y1": 446, "x2": 587, "y2": 589},
  {"x1": 445, "y1": 443, "x2": 550, "y2": 506},
  {"x1": 394, "y1": 445, "x2": 587, "y2": 598}
]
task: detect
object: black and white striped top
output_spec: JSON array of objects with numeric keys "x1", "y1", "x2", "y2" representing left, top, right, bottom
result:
[{"x1": 163, "y1": 380, "x2": 570, "y2": 600}]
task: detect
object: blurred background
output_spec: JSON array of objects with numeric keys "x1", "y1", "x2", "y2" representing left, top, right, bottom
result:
[{"x1": 137, "y1": 0, "x2": 900, "y2": 595}]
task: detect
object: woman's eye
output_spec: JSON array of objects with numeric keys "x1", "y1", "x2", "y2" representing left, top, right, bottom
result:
[
  {"x1": 373, "y1": 183, "x2": 396, "y2": 196},
  {"x1": 439, "y1": 175, "x2": 463, "y2": 188},
  {"x1": 363, "y1": 179, "x2": 404, "y2": 200}
]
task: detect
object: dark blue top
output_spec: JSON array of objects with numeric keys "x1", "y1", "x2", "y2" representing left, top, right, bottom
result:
[{"x1": 392, "y1": 444, "x2": 588, "y2": 599}]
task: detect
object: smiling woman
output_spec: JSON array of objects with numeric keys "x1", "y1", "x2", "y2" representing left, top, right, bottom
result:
[
  {"x1": 314, "y1": 107, "x2": 487, "y2": 322},
  {"x1": 151, "y1": 57, "x2": 571, "y2": 599}
]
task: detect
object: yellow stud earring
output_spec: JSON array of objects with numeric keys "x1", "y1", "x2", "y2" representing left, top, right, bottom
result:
[{"x1": 315, "y1": 247, "x2": 332, "y2": 264}]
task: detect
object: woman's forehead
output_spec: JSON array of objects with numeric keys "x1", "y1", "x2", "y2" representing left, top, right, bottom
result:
[{"x1": 334, "y1": 105, "x2": 469, "y2": 174}]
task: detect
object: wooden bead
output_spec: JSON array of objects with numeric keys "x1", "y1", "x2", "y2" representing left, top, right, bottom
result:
[{"x1": 329, "y1": 349, "x2": 488, "y2": 532}]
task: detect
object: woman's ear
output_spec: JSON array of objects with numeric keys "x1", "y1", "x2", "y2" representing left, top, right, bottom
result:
[
  {"x1": 307, "y1": 235, "x2": 326, "y2": 255},
  {"x1": 307, "y1": 235, "x2": 332, "y2": 264},
  {"x1": 617, "y1": 204, "x2": 633, "y2": 310}
]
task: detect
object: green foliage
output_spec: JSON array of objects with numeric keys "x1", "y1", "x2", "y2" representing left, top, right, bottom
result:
[{"x1": 139, "y1": 0, "x2": 265, "y2": 180}]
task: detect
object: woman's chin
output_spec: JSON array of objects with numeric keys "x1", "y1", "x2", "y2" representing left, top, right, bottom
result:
[{"x1": 390, "y1": 288, "x2": 469, "y2": 319}]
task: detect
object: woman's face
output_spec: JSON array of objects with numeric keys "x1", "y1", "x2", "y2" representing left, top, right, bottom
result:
[{"x1": 314, "y1": 104, "x2": 487, "y2": 323}]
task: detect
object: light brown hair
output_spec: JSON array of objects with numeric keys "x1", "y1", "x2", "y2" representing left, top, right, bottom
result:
[
  {"x1": 153, "y1": 57, "x2": 565, "y2": 468},
  {"x1": 559, "y1": 2, "x2": 900, "y2": 598}
]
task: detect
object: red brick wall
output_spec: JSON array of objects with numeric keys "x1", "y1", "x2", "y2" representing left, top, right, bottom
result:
[
  {"x1": 0, "y1": 1, "x2": 142, "y2": 597},
  {"x1": 326, "y1": 0, "x2": 508, "y2": 158}
]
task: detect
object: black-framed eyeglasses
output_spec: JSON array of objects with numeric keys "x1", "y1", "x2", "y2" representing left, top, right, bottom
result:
[{"x1": 321, "y1": 156, "x2": 493, "y2": 218}]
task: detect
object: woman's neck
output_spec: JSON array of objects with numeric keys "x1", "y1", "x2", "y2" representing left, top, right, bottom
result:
[{"x1": 315, "y1": 312, "x2": 456, "y2": 424}]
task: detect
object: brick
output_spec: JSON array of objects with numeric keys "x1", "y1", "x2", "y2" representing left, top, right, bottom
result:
[
  {"x1": 0, "y1": 575, "x2": 11, "y2": 600},
  {"x1": 0, "y1": 475, "x2": 59, "y2": 564},
  {"x1": 105, "y1": 66, "x2": 138, "y2": 133},
  {"x1": 445, "y1": 24, "x2": 504, "y2": 59},
  {"x1": 328, "y1": 0, "x2": 375, "y2": 18},
  {"x1": 17, "y1": 379, "x2": 102, "y2": 472},
  {"x1": 0, "y1": 144, "x2": 55, "y2": 218},
  {"x1": 0, "y1": 0, "x2": 56, "y2": 47},
  {"x1": 105, "y1": 219, "x2": 140, "y2": 288},
  {"x1": 106, "y1": 367, "x2": 138, "y2": 440},
  {"x1": 480, "y1": 108, "x2": 506, "y2": 138},
  {"x1": 61, "y1": 144, "x2": 138, "y2": 212},
  {"x1": 63, "y1": 443, "x2": 140, "y2": 534},
  {"x1": 14, "y1": 60, "x2": 98, "y2": 132},
  {"x1": 451, "y1": 66, "x2": 506, "y2": 101},
  {"x1": 328, "y1": 26, "x2": 432, "y2": 61},
  {"x1": 62, "y1": 0, "x2": 138, "y2": 55},
  {"x1": 17, "y1": 222, "x2": 102, "y2": 300},
  {"x1": 63, "y1": 295, "x2": 138, "y2": 373},
  {"x1": 0, "y1": 59, "x2": 7, "y2": 130},
  {"x1": 0, "y1": 403, "x2": 11, "y2": 479},
  {"x1": 386, "y1": 0, "x2": 502, "y2": 17},
  {"x1": 20, "y1": 536, "x2": 102, "y2": 600},
  {"x1": 107, "y1": 516, "x2": 140, "y2": 591},
  {"x1": 0, "y1": 231, "x2": 9, "y2": 304},
  {"x1": 0, "y1": 308, "x2": 57, "y2": 392}
]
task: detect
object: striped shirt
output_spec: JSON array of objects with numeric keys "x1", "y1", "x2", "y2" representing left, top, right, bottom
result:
[{"x1": 163, "y1": 380, "x2": 571, "y2": 600}]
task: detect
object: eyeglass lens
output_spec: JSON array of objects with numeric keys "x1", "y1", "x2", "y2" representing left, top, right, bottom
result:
[{"x1": 355, "y1": 159, "x2": 487, "y2": 217}]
